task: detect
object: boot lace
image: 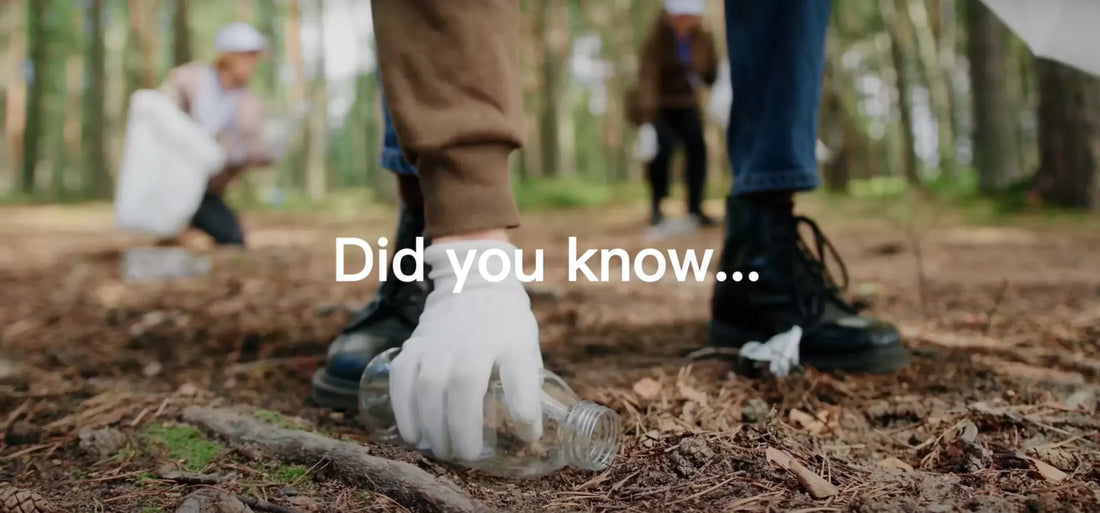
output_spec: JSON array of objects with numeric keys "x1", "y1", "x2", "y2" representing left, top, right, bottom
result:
[{"x1": 790, "y1": 216, "x2": 854, "y2": 323}]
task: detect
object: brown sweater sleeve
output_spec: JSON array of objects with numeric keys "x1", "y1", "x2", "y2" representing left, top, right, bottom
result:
[{"x1": 371, "y1": 0, "x2": 523, "y2": 238}]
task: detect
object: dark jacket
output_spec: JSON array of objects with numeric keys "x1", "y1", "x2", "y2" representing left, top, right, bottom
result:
[{"x1": 628, "y1": 13, "x2": 719, "y2": 126}]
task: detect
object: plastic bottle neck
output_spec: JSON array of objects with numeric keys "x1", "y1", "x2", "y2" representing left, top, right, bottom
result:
[{"x1": 563, "y1": 401, "x2": 620, "y2": 471}]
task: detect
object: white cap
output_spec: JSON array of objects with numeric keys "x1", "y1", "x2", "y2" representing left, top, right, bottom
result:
[
  {"x1": 664, "y1": 0, "x2": 705, "y2": 15},
  {"x1": 214, "y1": 22, "x2": 266, "y2": 54}
]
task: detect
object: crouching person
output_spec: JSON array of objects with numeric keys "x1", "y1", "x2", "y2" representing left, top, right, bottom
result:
[{"x1": 159, "y1": 22, "x2": 276, "y2": 246}]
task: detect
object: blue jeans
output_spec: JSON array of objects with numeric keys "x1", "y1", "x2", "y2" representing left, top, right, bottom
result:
[
  {"x1": 380, "y1": 1, "x2": 832, "y2": 196},
  {"x1": 380, "y1": 94, "x2": 418, "y2": 175},
  {"x1": 725, "y1": 0, "x2": 830, "y2": 195}
]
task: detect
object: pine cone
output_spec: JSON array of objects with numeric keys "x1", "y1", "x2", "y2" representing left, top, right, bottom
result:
[{"x1": 0, "y1": 487, "x2": 55, "y2": 513}]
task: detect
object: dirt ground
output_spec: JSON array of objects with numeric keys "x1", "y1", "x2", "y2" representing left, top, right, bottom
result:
[{"x1": 1, "y1": 196, "x2": 1098, "y2": 513}]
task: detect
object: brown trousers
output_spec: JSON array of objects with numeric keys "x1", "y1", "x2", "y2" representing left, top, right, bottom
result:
[{"x1": 372, "y1": 0, "x2": 523, "y2": 238}]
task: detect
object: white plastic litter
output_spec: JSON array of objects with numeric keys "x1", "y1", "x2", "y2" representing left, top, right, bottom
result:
[
  {"x1": 633, "y1": 123, "x2": 659, "y2": 163},
  {"x1": 706, "y1": 61, "x2": 732, "y2": 128},
  {"x1": 739, "y1": 326, "x2": 802, "y2": 378},
  {"x1": 980, "y1": 0, "x2": 1100, "y2": 77},
  {"x1": 114, "y1": 90, "x2": 227, "y2": 238}
]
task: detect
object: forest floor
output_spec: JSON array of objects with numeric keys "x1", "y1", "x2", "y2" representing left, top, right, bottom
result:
[{"x1": 1, "y1": 195, "x2": 1099, "y2": 513}]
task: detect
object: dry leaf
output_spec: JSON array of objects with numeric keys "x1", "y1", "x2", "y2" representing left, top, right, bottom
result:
[
  {"x1": 632, "y1": 377, "x2": 662, "y2": 400},
  {"x1": 765, "y1": 448, "x2": 838, "y2": 499},
  {"x1": 789, "y1": 409, "x2": 827, "y2": 435},
  {"x1": 677, "y1": 383, "x2": 708, "y2": 405},
  {"x1": 1022, "y1": 456, "x2": 1068, "y2": 482},
  {"x1": 877, "y1": 457, "x2": 914, "y2": 473}
]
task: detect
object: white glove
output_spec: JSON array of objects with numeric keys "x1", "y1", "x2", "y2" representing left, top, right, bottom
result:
[
  {"x1": 389, "y1": 239, "x2": 544, "y2": 461},
  {"x1": 634, "y1": 123, "x2": 659, "y2": 163},
  {"x1": 739, "y1": 326, "x2": 802, "y2": 377}
]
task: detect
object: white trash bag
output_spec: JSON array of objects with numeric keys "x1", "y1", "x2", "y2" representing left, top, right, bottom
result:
[{"x1": 114, "y1": 90, "x2": 227, "y2": 238}]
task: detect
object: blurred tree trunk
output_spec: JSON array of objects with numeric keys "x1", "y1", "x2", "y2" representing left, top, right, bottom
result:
[
  {"x1": 820, "y1": 25, "x2": 856, "y2": 192},
  {"x1": 172, "y1": 0, "x2": 192, "y2": 66},
  {"x1": 305, "y1": 0, "x2": 327, "y2": 200},
  {"x1": 124, "y1": 0, "x2": 158, "y2": 102},
  {"x1": 904, "y1": 0, "x2": 955, "y2": 174},
  {"x1": 1035, "y1": 60, "x2": 1100, "y2": 210},
  {"x1": 21, "y1": 0, "x2": 47, "y2": 194},
  {"x1": 2, "y1": 0, "x2": 26, "y2": 193},
  {"x1": 536, "y1": 0, "x2": 570, "y2": 178},
  {"x1": 967, "y1": 0, "x2": 1019, "y2": 194},
  {"x1": 254, "y1": 0, "x2": 280, "y2": 92},
  {"x1": 282, "y1": 0, "x2": 306, "y2": 191},
  {"x1": 83, "y1": 0, "x2": 110, "y2": 198},
  {"x1": 881, "y1": 0, "x2": 920, "y2": 184}
]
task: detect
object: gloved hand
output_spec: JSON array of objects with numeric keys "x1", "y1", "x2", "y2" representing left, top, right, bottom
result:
[
  {"x1": 634, "y1": 123, "x2": 659, "y2": 163},
  {"x1": 389, "y1": 239, "x2": 544, "y2": 461}
]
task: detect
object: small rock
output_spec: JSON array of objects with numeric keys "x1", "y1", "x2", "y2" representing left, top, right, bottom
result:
[
  {"x1": 142, "y1": 361, "x2": 163, "y2": 378},
  {"x1": 0, "y1": 359, "x2": 18, "y2": 383},
  {"x1": 741, "y1": 398, "x2": 770, "y2": 424},
  {"x1": 5, "y1": 422, "x2": 40, "y2": 446},
  {"x1": 176, "y1": 383, "x2": 199, "y2": 397},
  {"x1": 1064, "y1": 386, "x2": 1098, "y2": 412},
  {"x1": 278, "y1": 487, "x2": 299, "y2": 497},
  {"x1": 877, "y1": 456, "x2": 914, "y2": 473},
  {"x1": 175, "y1": 489, "x2": 252, "y2": 513},
  {"x1": 78, "y1": 428, "x2": 127, "y2": 458}
]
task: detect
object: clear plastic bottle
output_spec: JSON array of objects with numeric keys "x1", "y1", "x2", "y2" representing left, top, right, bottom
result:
[{"x1": 357, "y1": 347, "x2": 620, "y2": 478}]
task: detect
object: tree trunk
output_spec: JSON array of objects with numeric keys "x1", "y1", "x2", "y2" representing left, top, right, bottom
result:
[
  {"x1": 125, "y1": 0, "x2": 158, "y2": 102},
  {"x1": 83, "y1": 0, "x2": 110, "y2": 198},
  {"x1": 1035, "y1": 59, "x2": 1100, "y2": 210},
  {"x1": 967, "y1": 0, "x2": 1019, "y2": 194},
  {"x1": 254, "y1": 0, "x2": 280, "y2": 92},
  {"x1": 172, "y1": 0, "x2": 192, "y2": 66},
  {"x1": 536, "y1": 0, "x2": 567, "y2": 178},
  {"x1": 881, "y1": 0, "x2": 920, "y2": 185},
  {"x1": 22, "y1": 0, "x2": 47, "y2": 194},
  {"x1": 305, "y1": 0, "x2": 327, "y2": 200},
  {"x1": 904, "y1": 0, "x2": 956, "y2": 175},
  {"x1": 2, "y1": 0, "x2": 26, "y2": 193}
]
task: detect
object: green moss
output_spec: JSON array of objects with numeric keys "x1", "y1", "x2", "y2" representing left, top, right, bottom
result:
[
  {"x1": 139, "y1": 423, "x2": 222, "y2": 472},
  {"x1": 140, "y1": 505, "x2": 164, "y2": 513},
  {"x1": 271, "y1": 464, "x2": 310, "y2": 483},
  {"x1": 254, "y1": 409, "x2": 301, "y2": 430}
]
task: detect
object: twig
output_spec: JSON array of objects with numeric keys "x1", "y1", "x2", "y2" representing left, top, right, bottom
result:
[
  {"x1": 1, "y1": 400, "x2": 31, "y2": 431},
  {"x1": 130, "y1": 407, "x2": 152, "y2": 427},
  {"x1": 2, "y1": 443, "x2": 55, "y2": 460},
  {"x1": 182, "y1": 406, "x2": 493, "y2": 513},
  {"x1": 982, "y1": 278, "x2": 1009, "y2": 335},
  {"x1": 226, "y1": 356, "x2": 320, "y2": 375},
  {"x1": 664, "y1": 475, "x2": 738, "y2": 506},
  {"x1": 80, "y1": 470, "x2": 151, "y2": 483},
  {"x1": 239, "y1": 496, "x2": 305, "y2": 513}
]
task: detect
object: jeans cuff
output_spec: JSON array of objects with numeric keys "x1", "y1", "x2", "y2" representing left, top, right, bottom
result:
[
  {"x1": 732, "y1": 168, "x2": 819, "y2": 195},
  {"x1": 382, "y1": 147, "x2": 418, "y2": 176}
]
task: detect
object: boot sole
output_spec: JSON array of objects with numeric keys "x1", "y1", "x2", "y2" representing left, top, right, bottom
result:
[
  {"x1": 311, "y1": 368, "x2": 360, "y2": 411},
  {"x1": 708, "y1": 320, "x2": 911, "y2": 375}
]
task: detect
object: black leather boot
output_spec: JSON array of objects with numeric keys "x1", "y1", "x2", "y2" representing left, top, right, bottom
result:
[
  {"x1": 709, "y1": 196, "x2": 909, "y2": 374},
  {"x1": 312, "y1": 204, "x2": 429, "y2": 410}
]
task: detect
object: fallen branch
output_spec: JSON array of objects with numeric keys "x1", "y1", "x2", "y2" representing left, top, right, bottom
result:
[
  {"x1": 765, "y1": 448, "x2": 838, "y2": 499},
  {"x1": 182, "y1": 406, "x2": 492, "y2": 513},
  {"x1": 239, "y1": 496, "x2": 305, "y2": 513}
]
